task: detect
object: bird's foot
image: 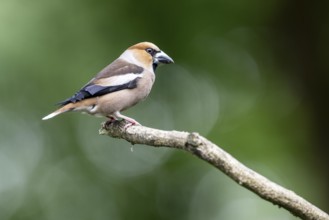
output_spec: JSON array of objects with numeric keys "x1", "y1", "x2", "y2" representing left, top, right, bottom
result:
[
  {"x1": 104, "y1": 116, "x2": 118, "y2": 128},
  {"x1": 104, "y1": 117, "x2": 140, "y2": 130},
  {"x1": 112, "y1": 111, "x2": 141, "y2": 130},
  {"x1": 123, "y1": 119, "x2": 141, "y2": 130}
]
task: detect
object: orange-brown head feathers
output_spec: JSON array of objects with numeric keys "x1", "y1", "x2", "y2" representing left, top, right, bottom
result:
[{"x1": 120, "y1": 42, "x2": 173, "y2": 72}]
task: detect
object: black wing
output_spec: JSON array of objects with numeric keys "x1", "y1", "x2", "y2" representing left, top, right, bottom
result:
[{"x1": 58, "y1": 77, "x2": 140, "y2": 106}]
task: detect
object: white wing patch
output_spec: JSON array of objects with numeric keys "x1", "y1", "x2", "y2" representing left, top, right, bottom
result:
[{"x1": 96, "y1": 73, "x2": 143, "y2": 87}]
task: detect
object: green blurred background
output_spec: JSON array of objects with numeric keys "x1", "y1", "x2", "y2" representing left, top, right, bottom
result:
[{"x1": 0, "y1": 0, "x2": 328, "y2": 219}]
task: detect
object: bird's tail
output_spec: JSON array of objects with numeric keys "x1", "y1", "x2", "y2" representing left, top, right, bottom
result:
[{"x1": 42, "y1": 103, "x2": 76, "y2": 120}]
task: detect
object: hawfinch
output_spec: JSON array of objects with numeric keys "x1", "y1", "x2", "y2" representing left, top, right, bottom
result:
[{"x1": 42, "y1": 42, "x2": 174, "y2": 125}]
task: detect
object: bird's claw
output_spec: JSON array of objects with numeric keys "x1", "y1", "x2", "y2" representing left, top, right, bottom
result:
[
  {"x1": 123, "y1": 120, "x2": 141, "y2": 130},
  {"x1": 104, "y1": 117, "x2": 121, "y2": 129}
]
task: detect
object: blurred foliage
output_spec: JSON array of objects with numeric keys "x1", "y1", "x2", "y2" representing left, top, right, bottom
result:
[{"x1": 0, "y1": 0, "x2": 328, "y2": 219}]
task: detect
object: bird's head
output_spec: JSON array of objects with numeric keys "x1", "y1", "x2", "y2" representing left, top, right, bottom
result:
[{"x1": 120, "y1": 42, "x2": 174, "y2": 71}]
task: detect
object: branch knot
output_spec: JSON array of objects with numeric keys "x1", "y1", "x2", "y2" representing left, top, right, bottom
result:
[{"x1": 186, "y1": 132, "x2": 202, "y2": 147}]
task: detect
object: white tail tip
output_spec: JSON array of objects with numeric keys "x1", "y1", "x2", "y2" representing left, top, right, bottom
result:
[{"x1": 42, "y1": 112, "x2": 60, "y2": 120}]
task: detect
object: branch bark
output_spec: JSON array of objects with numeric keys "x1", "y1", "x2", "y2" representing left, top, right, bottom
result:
[{"x1": 99, "y1": 120, "x2": 329, "y2": 220}]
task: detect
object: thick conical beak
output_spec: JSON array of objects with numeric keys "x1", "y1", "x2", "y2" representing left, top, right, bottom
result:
[{"x1": 154, "y1": 50, "x2": 174, "y2": 64}]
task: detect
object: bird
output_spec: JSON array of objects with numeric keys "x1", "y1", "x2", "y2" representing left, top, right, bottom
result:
[{"x1": 42, "y1": 42, "x2": 174, "y2": 126}]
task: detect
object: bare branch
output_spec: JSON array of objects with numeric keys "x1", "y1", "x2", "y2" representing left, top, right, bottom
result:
[{"x1": 99, "y1": 120, "x2": 329, "y2": 220}]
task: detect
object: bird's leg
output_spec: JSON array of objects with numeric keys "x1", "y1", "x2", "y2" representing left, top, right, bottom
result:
[
  {"x1": 105, "y1": 116, "x2": 117, "y2": 127},
  {"x1": 113, "y1": 111, "x2": 141, "y2": 129},
  {"x1": 107, "y1": 116, "x2": 116, "y2": 122}
]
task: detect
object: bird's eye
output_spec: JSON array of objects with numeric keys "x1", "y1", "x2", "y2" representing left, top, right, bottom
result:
[{"x1": 146, "y1": 48, "x2": 155, "y2": 55}]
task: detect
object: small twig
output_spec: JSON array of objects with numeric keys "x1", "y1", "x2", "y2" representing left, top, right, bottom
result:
[{"x1": 99, "y1": 120, "x2": 329, "y2": 220}]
